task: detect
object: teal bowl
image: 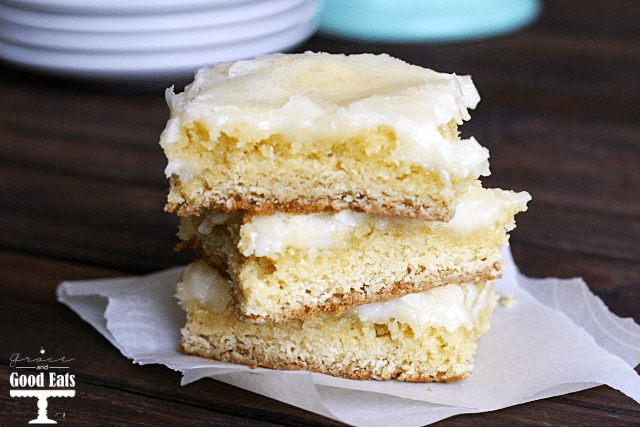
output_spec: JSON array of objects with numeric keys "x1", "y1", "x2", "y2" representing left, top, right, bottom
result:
[{"x1": 318, "y1": 0, "x2": 541, "y2": 42}]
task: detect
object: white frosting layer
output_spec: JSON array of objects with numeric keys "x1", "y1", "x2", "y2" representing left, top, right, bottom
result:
[
  {"x1": 352, "y1": 282, "x2": 492, "y2": 334},
  {"x1": 443, "y1": 185, "x2": 531, "y2": 234},
  {"x1": 161, "y1": 52, "x2": 490, "y2": 181},
  {"x1": 212, "y1": 187, "x2": 530, "y2": 257},
  {"x1": 197, "y1": 212, "x2": 238, "y2": 235},
  {"x1": 176, "y1": 260, "x2": 230, "y2": 312},
  {"x1": 238, "y1": 210, "x2": 369, "y2": 257}
]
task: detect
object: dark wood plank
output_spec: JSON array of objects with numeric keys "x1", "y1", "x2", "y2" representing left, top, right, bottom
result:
[
  {"x1": 0, "y1": 251, "x2": 123, "y2": 306},
  {"x1": 2, "y1": 289, "x2": 637, "y2": 427},
  {"x1": 1, "y1": 250, "x2": 638, "y2": 426},
  {"x1": 512, "y1": 244, "x2": 640, "y2": 320},
  {"x1": 0, "y1": 293, "x2": 344, "y2": 426},
  {"x1": 0, "y1": 252, "x2": 344, "y2": 426},
  {"x1": 3, "y1": 243, "x2": 638, "y2": 324},
  {"x1": 1, "y1": 367, "x2": 282, "y2": 427},
  {"x1": 475, "y1": 109, "x2": 640, "y2": 220},
  {"x1": 4, "y1": 103, "x2": 640, "y2": 268},
  {"x1": 539, "y1": 0, "x2": 640, "y2": 38},
  {"x1": 0, "y1": 210, "x2": 184, "y2": 272},
  {"x1": 436, "y1": 392, "x2": 640, "y2": 427},
  {"x1": 3, "y1": 159, "x2": 637, "y2": 272},
  {"x1": 0, "y1": 162, "x2": 189, "y2": 271},
  {"x1": 0, "y1": 122, "x2": 168, "y2": 186},
  {"x1": 512, "y1": 204, "x2": 639, "y2": 262},
  {"x1": 0, "y1": 72, "x2": 167, "y2": 151}
]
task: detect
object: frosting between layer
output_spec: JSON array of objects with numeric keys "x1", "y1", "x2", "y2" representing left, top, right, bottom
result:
[
  {"x1": 352, "y1": 282, "x2": 493, "y2": 334},
  {"x1": 176, "y1": 260, "x2": 231, "y2": 313},
  {"x1": 176, "y1": 260, "x2": 492, "y2": 334},
  {"x1": 197, "y1": 186, "x2": 530, "y2": 257}
]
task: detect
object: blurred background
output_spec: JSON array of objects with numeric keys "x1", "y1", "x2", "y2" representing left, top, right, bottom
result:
[{"x1": 0, "y1": 0, "x2": 541, "y2": 87}]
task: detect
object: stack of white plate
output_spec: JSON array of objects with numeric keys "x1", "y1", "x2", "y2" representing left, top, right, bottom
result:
[{"x1": 0, "y1": 0, "x2": 320, "y2": 84}]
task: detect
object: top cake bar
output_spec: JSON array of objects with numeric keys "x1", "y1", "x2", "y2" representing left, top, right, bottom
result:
[{"x1": 160, "y1": 52, "x2": 490, "y2": 221}]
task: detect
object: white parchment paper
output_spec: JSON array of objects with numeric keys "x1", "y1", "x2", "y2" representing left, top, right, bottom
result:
[{"x1": 57, "y1": 249, "x2": 640, "y2": 426}]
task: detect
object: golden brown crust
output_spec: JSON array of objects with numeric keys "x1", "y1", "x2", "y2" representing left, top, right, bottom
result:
[
  {"x1": 178, "y1": 341, "x2": 467, "y2": 383},
  {"x1": 165, "y1": 176, "x2": 452, "y2": 221},
  {"x1": 166, "y1": 195, "x2": 451, "y2": 221},
  {"x1": 235, "y1": 265, "x2": 500, "y2": 324}
]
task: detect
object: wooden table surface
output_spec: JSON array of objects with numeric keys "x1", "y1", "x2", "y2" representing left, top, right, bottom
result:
[{"x1": 1, "y1": 1, "x2": 639, "y2": 425}]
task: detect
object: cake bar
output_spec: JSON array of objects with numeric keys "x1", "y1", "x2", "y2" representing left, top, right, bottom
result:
[
  {"x1": 160, "y1": 52, "x2": 489, "y2": 221},
  {"x1": 177, "y1": 260, "x2": 499, "y2": 382},
  {"x1": 179, "y1": 185, "x2": 529, "y2": 323}
]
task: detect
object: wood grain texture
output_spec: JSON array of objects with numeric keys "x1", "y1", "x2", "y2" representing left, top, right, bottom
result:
[
  {"x1": 1, "y1": 367, "x2": 283, "y2": 427},
  {"x1": 1, "y1": 0, "x2": 639, "y2": 424},
  {"x1": 0, "y1": 252, "x2": 637, "y2": 427},
  {"x1": 0, "y1": 266, "x2": 344, "y2": 427}
]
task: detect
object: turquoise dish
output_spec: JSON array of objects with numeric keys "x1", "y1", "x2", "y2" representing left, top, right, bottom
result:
[{"x1": 318, "y1": 0, "x2": 541, "y2": 42}]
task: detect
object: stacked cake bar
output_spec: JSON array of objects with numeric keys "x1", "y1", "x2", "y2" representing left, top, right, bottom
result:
[{"x1": 160, "y1": 52, "x2": 530, "y2": 382}]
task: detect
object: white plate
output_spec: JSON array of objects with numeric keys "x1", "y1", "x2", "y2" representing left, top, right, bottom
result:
[
  {"x1": 0, "y1": 0, "x2": 305, "y2": 33},
  {"x1": 0, "y1": 1, "x2": 318, "y2": 52},
  {"x1": 3, "y1": 0, "x2": 259, "y2": 15},
  {"x1": 0, "y1": 17, "x2": 317, "y2": 82}
]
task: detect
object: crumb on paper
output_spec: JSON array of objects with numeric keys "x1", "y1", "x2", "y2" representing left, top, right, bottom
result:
[
  {"x1": 426, "y1": 387, "x2": 432, "y2": 392},
  {"x1": 499, "y1": 293, "x2": 518, "y2": 309}
]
